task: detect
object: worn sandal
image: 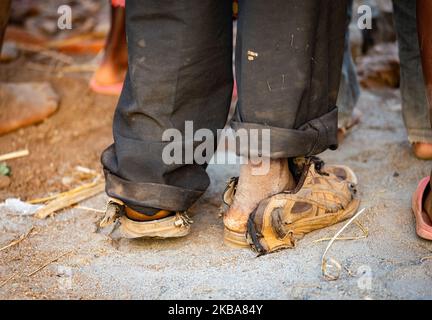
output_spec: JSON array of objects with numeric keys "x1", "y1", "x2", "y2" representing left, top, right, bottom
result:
[
  {"x1": 98, "y1": 199, "x2": 192, "y2": 239},
  {"x1": 246, "y1": 161, "x2": 360, "y2": 254},
  {"x1": 221, "y1": 159, "x2": 359, "y2": 249}
]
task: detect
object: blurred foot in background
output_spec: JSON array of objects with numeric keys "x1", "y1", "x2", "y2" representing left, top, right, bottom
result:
[{"x1": 90, "y1": 0, "x2": 127, "y2": 96}]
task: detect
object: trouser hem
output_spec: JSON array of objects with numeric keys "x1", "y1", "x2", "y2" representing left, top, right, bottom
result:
[
  {"x1": 104, "y1": 170, "x2": 205, "y2": 212},
  {"x1": 230, "y1": 107, "x2": 339, "y2": 159},
  {"x1": 407, "y1": 129, "x2": 432, "y2": 144}
]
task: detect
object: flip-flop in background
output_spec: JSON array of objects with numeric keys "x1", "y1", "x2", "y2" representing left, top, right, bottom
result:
[
  {"x1": 111, "y1": 0, "x2": 125, "y2": 7},
  {"x1": 412, "y1": 176, "x2": 432, "y2": 240}
]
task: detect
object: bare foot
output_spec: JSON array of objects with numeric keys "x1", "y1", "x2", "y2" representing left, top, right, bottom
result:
[
  {"x1": 0, "y1": 82, "x2": 59, "y2": 136},
  {"x1": 93, "y1": 60, "x2": 127, "y2": 86},
  {"x1": 412, "y1": 142, "x2": 432, "y2": 160},
  {"x1": 92, "y1": 5, "x2": 127, "y2": 88},
  {"x1": 223, "y1": 159, "x2": 296, "y2": 236}
]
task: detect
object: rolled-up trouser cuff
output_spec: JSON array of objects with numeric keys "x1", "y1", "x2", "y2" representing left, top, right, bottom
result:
[
  {"x1": 407, "y1": 129, "x2": 432, "y2": 144},
  {"x1": 230, "y1": 107, "x2": 339, "y2": 159},
  {"x1": 104, "y1": 170, "x2": 205, "y2": 212}
]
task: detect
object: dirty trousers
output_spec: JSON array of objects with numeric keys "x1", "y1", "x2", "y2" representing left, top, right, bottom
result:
[{"x1": 101, "y1": 0, "x2": 348, "y2": 214}]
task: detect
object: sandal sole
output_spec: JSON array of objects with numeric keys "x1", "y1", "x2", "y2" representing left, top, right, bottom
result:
[
  {"x1": 223, "y1": 227, "x2": 250, "y2": 248},
  {"x1": 119, "y1": 215, "x2": 191, "y2": 239}
]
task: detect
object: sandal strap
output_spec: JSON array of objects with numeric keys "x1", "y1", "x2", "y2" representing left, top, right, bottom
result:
[{"x1": 222, "y1": 176, "x2": 239, "y2": 207}]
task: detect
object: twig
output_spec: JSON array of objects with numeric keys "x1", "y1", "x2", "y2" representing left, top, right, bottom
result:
[
  {"x1": 0, "y1": 227, "x2": 35, "y2": 253},
  {"x1": 0, "y1": 149, "x2": 29, "y2": 162},
  {"x1": 28, "y1": 178, "x2": 102, "y2": 204},
  {"x1": 28, "y1": 193, "x2": 64, "y2": 204},
  {"x1": 313, "y1": 235, "x2": 367, "y2": 243},
  {"x1": 74, "y1": 206, "x2": 105, "y2": 214},
  {"x1": 34, "y1": 180, "x2": 105, "y2": 219},
  {"x1": 0, "y1": 272, "x2": 19, "y2": 288},
  {"x1": 343, "y1": 265, "x2": 355, "y2": 277},
  {"x1": 75, "y1": 166, "x2": 97, "y2": 175},
  {"x1": 355, "y1": 220, "x2": 368, "y2": 235},
  {"x1": 27, "y1": 251, "x2": 73, "y2": 277},
  {"x1": 321, "y1": 208, "x2": 367, "y2": 281},
  {"x1": 313, "y1": 221, "x2": 368, "y2": 243}
]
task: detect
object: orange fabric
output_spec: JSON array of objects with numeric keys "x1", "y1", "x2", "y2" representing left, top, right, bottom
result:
[{"x1": 111, "y1": 0, "x2": 125, "y2": 8}]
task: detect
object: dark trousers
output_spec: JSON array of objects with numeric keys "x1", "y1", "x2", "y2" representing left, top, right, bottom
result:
[{"x1": 102, "y1": 0, "x2": 348, "y2": 213}]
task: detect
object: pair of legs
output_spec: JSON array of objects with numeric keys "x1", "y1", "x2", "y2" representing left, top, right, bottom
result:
[
  {"x1": 102, "y1": 0, "x2": 347, "y2": 236},
  {"x1": 338, "y1": 0, "x2": 432, "y2": 158}
]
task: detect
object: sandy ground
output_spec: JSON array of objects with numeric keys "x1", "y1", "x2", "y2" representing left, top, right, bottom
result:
[{"x1": 1, "y1": 82, "x2": 432, "y2": 299}]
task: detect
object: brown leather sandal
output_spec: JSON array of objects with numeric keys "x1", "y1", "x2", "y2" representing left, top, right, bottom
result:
[
  {"x1": 247, "y1": 160, "x2": 360, "y2": 255},
  {"x1": 221, "y1": 158, "x2": 359, "y2": 250}
]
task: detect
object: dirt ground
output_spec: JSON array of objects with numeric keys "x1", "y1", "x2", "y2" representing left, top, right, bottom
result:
[
  {"x1": 1, "y1": 1, "x2": 432, "y2": 301},
  {"x1": 0, "y1": 60, "x2": 115, "y2": 202},
  {"x1": 1, "y1": 74, "x2": 432, "y2": 299}
]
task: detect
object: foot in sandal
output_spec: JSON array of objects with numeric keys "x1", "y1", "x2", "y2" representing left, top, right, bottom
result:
[
  {"x1": 98, "y1": 199, "x2": 192, "y2": 239},
  {"x1": 246, "y1": 158, "x2": 360, "y2": 255},
  {"x1": 412, "y1": 177, "x2": 432, "y2": 240},
  {"x1": 222, "y1": 157, "x2": 359, "y2": 249},
  {"x1": 223, "y1": 159, "x2": 296, "y2": 248}
]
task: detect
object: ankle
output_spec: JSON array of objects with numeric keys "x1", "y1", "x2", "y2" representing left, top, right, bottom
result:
[
  {"x1": 125, "y1": 206, "x2": 172, "y2": 221},
  {"x1": 223, "y1": 158, "x2": 295, "y2": 233},
  {"x1": 412, "y1": 142, "x2": 432, "y2": 160}
]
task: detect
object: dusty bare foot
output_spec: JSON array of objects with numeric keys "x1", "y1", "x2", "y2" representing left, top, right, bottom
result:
[
  {"x1": 0, "y1": 82, "x2": 59, "y2": 136},
  {"x1": 223, "y1": 159, "x2": 296, "y2": 246},
  {"x1": 412, "y1": 142, "x2": 432, "y2": 160},
  {"x1": 93, "y1": 61, "x2": 127, "y2": 86}
]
